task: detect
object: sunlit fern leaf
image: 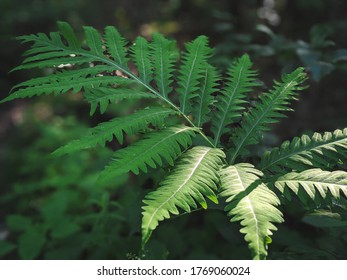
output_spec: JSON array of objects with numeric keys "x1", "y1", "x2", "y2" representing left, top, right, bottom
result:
[
  {"x1": 229, "y1": 67, "x2": 307, "y2": 163},
  {"x1": 274, "y1": 169, "x2": 347, "y2": 200},
  {"x1": 84, "y1": 87, "x2": 155, "y2": 115},
  {"x1": 131, "y1": 37, "x2": 153, "y2": 84},
  {"x1": 142, "y1": 146, "x2": 225, "y2": 245},
  {"x1": 98, "y1": 125, "x2": 197, "y2": 183},
  {"x1": 104, "y1": 26, "x2": 129, "y2": 70},
  {"x1": 52, "y1": 107, "x2": 177, "y2": 156},
  {"x1": 211, "y1": 54, "x2": 258, "y2": 146},
  {"x1": 193, "y1": 65, "x2": 219, "y2": 127},
  {"x1": 219, "y1": 163, "x2": 283, "y2": 260},
  {"x1": 151, "y1": 33, "x2": 178, "y2": 98},
  {"x1": 260, "y1": 128, "x2": 347, "y2": 173},
  {"x1": 177, "y1": 36, "x2": 213, "y2": 114}
]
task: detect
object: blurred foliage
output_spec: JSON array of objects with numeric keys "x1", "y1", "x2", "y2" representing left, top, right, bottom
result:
[{"x1": 1, "y1": 0, "x2": 347, "y2": 259}]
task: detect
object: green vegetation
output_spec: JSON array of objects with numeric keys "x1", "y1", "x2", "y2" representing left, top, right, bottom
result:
[{"x1": 1, "y1": 21, "x2": 346, "y2": 260}]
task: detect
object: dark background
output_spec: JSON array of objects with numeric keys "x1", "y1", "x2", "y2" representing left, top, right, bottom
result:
[{"x1": 1, "y1": 0, "x2": 347, "y2": 259}]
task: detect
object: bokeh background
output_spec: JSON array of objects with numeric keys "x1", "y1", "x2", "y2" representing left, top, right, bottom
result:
[{"x1": 1, "y1": 0, "x2": 347, "y2": 259}]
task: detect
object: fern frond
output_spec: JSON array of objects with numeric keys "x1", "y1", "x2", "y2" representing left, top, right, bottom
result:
[
  {"x1": 131, "y1": 37, "x2": 153, "y2": 84},
  {"x1": 142, "y1": 146, "x2": 225, "y2": 245},
  {"x1": 229, "y1": 67, "x2": 307, "y2": 163},
  {"x1": 211, "y1": 54, "x2": 258, "y2": 146},
  {"x1": 84, "y1": 87, "x2": 155, "y2": 115},
  {"x1": 193, "y1": 65, "x2": 219, "y2": 127},
  {"x1": 151, "y1": 33, "x2": 178, "y2": 98},
  {"x1": 177, "y1": 36, "x2": 213, "y2": 114},
  {"x1": 98, "y1": 126, "x2": 197, "y2": 182},
  {"x1": 274, "y1": 169, "x2": 347, "y2": 200},
  {"x1": 219, "y1": 163, "x2": 283, "y2": 260},
  {"x1": 260, "y1": 128, "x2": 347, "y2": 173},
  {"x1": 52, "y1": 107, "x2": 177, "y2": 156}
]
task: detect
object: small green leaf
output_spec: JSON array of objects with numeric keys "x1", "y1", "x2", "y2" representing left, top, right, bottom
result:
[
  {"x1": 0, "y1": 240, "x2": 16, "y2": 257},
  {"x1": 6, "y1": 215, "x2": 32, "y2": 232},
  {"x1": 18, "y1": 226, "x2": 46, "y2": 259},
  {"x1": 51, "y1": 220, "x2": 81, "y2": 239}
]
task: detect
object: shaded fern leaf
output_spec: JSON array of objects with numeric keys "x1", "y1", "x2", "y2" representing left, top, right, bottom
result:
[
  {"x1": 193, "y1": 65, "x2": 219, "y2": 127},
  {"x1": 219, "y1": 163, "x2": 283, "y2": 260},
  {"x1": 104, "y1": 26, "x2": 129, "y2": 69},
  {"x1": 274, "y1": 169, "x2": 347, "y2": 200},
  {"x1": 142, "y1": 146, "x2": 225, "y2": 245},
  {"x1": 131, "y1": 37, "x2": 153, "y2": 84},
  {"x1": 98, "y1": 126, "x2": 197, "y2": 182},
  {"x1": 177, "y1": 36, "x2": 213, "y2": 114},
  {"x1": 84, "y1": 87, "x2": 155, "y2": 115},
  {"x1": 211, "y1": 54, "x2": 258, "y2": 146},
  {"x1": 2, "y1": 22, "x2": 165, "y2": 106},
  {"x1": 260, "y1": 128, "x2": 347, "y2": 173},
  {"x1": 12, "y1": 21, "x2": 86, "y2": 72},
  {"x1": 229, "y1": 67, "x2": 307, "y2": 163},
  {"x1": 151, "y1": 33, "x2": 178, "y2": 97},
  {"x1": 2, "y1": 74, "x2": 131, "y2": 103},
  {"x1": 52, "y1": 107, "x2": 177, "y2": 156}
]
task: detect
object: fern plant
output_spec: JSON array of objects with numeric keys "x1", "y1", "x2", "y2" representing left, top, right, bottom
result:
[{"x1": 3, "y1": 22, "x2": 347, "y2": 260}]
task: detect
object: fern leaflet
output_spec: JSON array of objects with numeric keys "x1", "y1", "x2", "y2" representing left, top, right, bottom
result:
[
  {"x1": 193, "y1": 65, "x2": 219, "y2": 127},
  {"x1": 177, "y1": 36, "x2": 212, "y2": 115},
  {"x1": 104, "y1": 26, "x2": 129, "y2": 69},
  {"x1": 229, "y1": 67, "x2": 307, "y2": 163},
  {"x1": 151, "y1": 33, "x2": 178, "y2": 98},
  {"x1": 131, "y1": 36, "x2": 153, "y2": 84},
  {"x1": 84, "y1": 87, "x2": 155, "y2": 115},
  {"x1": 274, "y1": 169, "x2": 347, "y2": 200},
  {"x1": 98, "y1": 126, "x2": 197, "y2": 182},
  {"x1": 142, "y1": 146, "x2": 225, "y2": 245},
  {"x1": 219, "y1": 163, "x2": 283, "y2": 260},
  {"x1": 211, "y1": 54, "x2": 258, "y2": 145},
  {"x1": 52, "y1": 107, "x2": 177, "y2": 156},
  {"x1": 260, "y1": 128, "x2": 347, "y2": 173}
]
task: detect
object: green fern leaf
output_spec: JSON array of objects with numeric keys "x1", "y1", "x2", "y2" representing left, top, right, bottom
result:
[
  {"x1": 12, "y1": 22, "x2": 85, "y2": 72},
  {"x1": 219, "y1": 163, "x2": 283, "y2": 260},
  {"x1": 274, "y1": 169, "x2": 347, "y2": 200},
  {"x1": 83, "y1": 26, "x2": 104, "y2": 56},
  {"x1": 131, "y1": 37, "x2": 153, "y2": 84},
  {"x1": 211, "y1": 54, "x2": 258, "y2": 145},
  {"x1": 151, "y1": 33, "x2": 178, "y2": 98},
  {"x1": 260, "y1": 128, "x2": 347, "y2": 173},
  {"x1": 104, "y1": 26, "x2": 129, "y2": 70},
  {"x1": 193, "y1": 65, "x2": 219, "y2": 127},
  {"x1": 177, "y1": 36, "x2": 213, "y2": 114},
  {"x1": 84, "y1": 87, "x2": 155, "y2": 115},
  {"x1": 229, "y1": 67, "x2": 307, "y2": 163},
  {"x1": 52, "y1": 107, "x2": 177, "y2": 156},
  {"x1": 98, "y1": 125, "x2": 197, "y2": 182},
  {"x1": 57, "y1": 21, "x2": 81, "y2": 50},
  {"x1": 142, "y1": 146, "x2": 225, "y2": 245},
  {"x1": 2, "y1": 75, "x2": 128, "y2": 103}
]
